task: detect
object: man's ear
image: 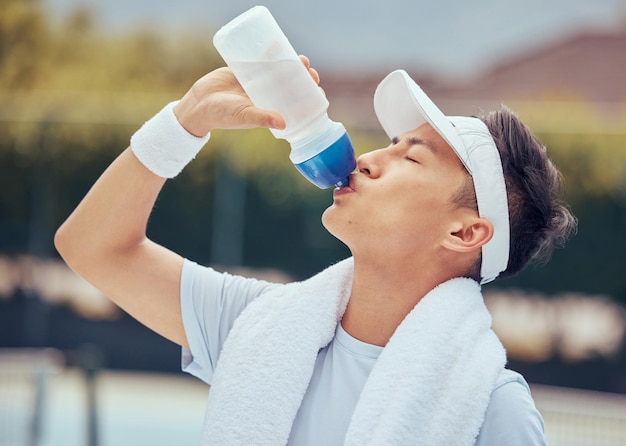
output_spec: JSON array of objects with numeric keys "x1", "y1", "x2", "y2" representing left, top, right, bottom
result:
[{"x1": 441, "y1": 217, "x2": 494, "y2": 253}]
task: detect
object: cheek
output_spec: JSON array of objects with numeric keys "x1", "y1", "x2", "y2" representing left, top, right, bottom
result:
[{"x1": 381, "y1": 199, "x2": 448, "y2": 243}]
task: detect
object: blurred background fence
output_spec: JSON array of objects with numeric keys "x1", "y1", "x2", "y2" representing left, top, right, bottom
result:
[
  {"x1": 1, "y1": 351, "x2": 626, "y2": 446},
  {"x1": 0, "y1": 349, "x2": 62, "y2": 446},
  {"x1": 532, "y1": 384, "x2": 626, "y2": 446}
]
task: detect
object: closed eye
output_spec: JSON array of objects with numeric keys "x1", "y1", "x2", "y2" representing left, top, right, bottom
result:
[{"x1": 404, "y1": 156, "x2": 419, "y2": 163}]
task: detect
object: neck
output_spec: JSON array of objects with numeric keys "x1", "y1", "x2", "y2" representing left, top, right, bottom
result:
[{"x1": 341, "y1": 254, "x2": 454, "y2": 346}]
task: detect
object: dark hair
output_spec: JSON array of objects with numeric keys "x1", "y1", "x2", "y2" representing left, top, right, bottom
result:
[{"x1": 452, "y1": 106, "x2": 577, "y2": 281}]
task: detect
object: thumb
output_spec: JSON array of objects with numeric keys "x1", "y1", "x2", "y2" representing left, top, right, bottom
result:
[
  {"x1": 239, "y1": 106, "x2": 286, "y2": 130},
  {"x1": 268, "y1": 111, "x2": 287, "y2": 130}
]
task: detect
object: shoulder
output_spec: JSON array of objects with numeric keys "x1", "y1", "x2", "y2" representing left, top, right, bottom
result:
[
  {"x1": 180, "y1": 260, "x2": 285, "y2": 383},
  {"x1": 182, "y1": 259, "x2": 283, "y2": 300},
  {"x1": 475, "y1": 369, "x2": 547, "y2": 446},
  {"x1": 493, "y1": 368, "x2": 531, "y2": 393}
]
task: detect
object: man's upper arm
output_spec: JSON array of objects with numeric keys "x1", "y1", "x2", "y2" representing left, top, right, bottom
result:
[
  {"x1": 80, "y1": 239, "x2": 188, "y2": 346},
  {"x1": 180, "y1": 260, "x2": 283, "y2": 383},
  {"x1": 55, "y1": 149, "x2": 188, "y2": 347}
]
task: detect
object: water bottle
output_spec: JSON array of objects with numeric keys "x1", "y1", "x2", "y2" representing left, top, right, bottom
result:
[{"x1": 213, "y1": 6, "x2": 356, "y2": 189}]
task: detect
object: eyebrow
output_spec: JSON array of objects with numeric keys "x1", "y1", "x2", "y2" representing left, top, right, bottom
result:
[{"x1": 393, "y1": 136, "x2": 438, "y2": 155}]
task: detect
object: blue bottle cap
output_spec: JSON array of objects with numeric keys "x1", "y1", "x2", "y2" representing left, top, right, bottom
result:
[{"x1": 293, "y1": 132, "x2": 356, "y2": 189}]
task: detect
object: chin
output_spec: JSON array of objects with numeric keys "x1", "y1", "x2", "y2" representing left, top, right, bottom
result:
[
  {"x1": 320, "y1": 208, "x2": 334, "y2": 235},
  {"x1": 321, "y1": 207, "x2": 352, "y2": 247}
]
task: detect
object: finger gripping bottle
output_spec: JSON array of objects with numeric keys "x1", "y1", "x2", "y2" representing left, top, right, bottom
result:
[{"x1": 213, "y1": 6, "x2": 356, "y2": 189}]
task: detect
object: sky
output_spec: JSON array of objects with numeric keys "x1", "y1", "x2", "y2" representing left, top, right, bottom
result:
[{"x1": 43, "y1": 0, "x2": 624, "y2": 79}]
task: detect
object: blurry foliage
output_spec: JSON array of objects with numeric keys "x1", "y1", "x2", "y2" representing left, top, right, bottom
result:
[
  {"x1": 515, "y1": 101, "x2": 626, "y2": 202},
  {"x1": 0, "y1": 0, "x2": 50, "y2": 89},
  {"x1": 491, "y1": 103, "x2": 626, "y2": 300},
  {"x1": 0, "y1": 0, "x2": 624, "y2": 299}
]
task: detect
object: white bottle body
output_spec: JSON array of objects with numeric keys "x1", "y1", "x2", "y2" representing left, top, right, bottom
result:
[
  {"x1": 213, "y1": 6, "x2": 356, "y2": 188},
  {"x1": 227, "y1": 59, "x2": 329, "y2": 142},
  {"x1": 213, "y1": 6, "x2": 331, "y2": 146}
]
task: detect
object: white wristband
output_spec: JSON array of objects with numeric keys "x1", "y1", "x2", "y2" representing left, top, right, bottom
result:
[{"x1": 130, "y1": 101, "x2": 210, "y2": 178}]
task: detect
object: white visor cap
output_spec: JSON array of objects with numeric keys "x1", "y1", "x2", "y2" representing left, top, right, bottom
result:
[{"x1": 373, "y1": 70, "x2": 510, "y2": 284}]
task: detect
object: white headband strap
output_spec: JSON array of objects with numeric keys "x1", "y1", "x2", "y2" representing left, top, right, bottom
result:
[{"x1": 448, "y1": 117, "x2": 510, "y2": 283}]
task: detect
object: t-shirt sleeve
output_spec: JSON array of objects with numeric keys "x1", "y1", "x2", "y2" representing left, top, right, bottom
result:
[
  {"x1": 180, "y1": 259, "x2": 282, "y2": 384},
  {"x1": 475, "y1": 370, "x2": 547, "y2": 446}
]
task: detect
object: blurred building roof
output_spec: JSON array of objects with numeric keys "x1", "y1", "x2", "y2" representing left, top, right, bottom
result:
[
  {"x1": 442, "y1": 26, "x2": 626, "y2": 105},
  {"x1": 325, "y1": 26, "x2": 626, "y2": 131}
]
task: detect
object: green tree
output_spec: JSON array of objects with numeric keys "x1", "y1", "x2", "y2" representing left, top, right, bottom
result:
[{"x1": 0, "y1": 0, "x2": 624, "y2": 304}]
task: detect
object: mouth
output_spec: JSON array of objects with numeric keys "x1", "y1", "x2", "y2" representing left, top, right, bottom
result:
[{"x1": 333, "y1": 175, "x2": 356, "y2": 197}]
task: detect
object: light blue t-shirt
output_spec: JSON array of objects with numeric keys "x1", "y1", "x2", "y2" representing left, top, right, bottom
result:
[{"x1": 180, "y1": 260, "x2": 546, "y2": 445}]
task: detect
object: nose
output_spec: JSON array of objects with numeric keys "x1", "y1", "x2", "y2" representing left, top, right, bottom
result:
[{"x1": 356, "y1": 149, "x2": 384, "y2": 178}]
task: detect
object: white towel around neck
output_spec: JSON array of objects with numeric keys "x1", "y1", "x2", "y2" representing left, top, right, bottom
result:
[{"x1": 201, "y1": 258, "x2": 506, "y2": 445}]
